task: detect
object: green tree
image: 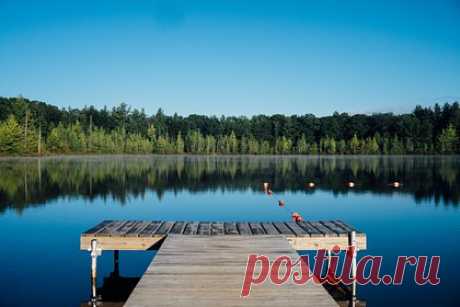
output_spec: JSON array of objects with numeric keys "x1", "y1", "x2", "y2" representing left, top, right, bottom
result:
[
  {"x1": 205, "y1": 135, "x2": 216, "y2": 154},
  {"x1": 248, "y1": 137, "x2": 260, "y2": 154},
  {"x1": 0, "y1": 115, "x2": 23, "y2": 154},
  {"x1": 308, "y1": 142, "x2": 319, "y2": 154},
  {"x1": 337, "y1": 139, "x2": 347, "y2": 154},
  {"x1": 175, "y1": 132, "x2": 184, "y2": 154},
  {"x1": 47, "y1": 123, "x2": 68, "y2": 153},
  {"x1": 229, "y1": 131, "x2": 239, "y2": 154},
  {"x1": 296, "y1": 135, "x2": 308, "y2": 154},
  {"x1": 276, "y1": 136, "x2": 292, "y2": 154},
  {"x1": 349, "y1": 134, "x2": 360, "y2": 154},
  {"x1": 438, "y1": 124, "x2": 457, "y2": 154},
  {"x1": 390, "y1": 136, "x2": 404, "y2": 154},
  {"x1": 366, "y1": 137, "x2": 380, "y2": 154}
]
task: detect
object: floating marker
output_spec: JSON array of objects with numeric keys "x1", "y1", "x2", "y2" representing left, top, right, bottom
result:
[
  {"x1": 292, "y1": 212, "x2": 303, "y2": 222},
  {"x1": 392, "y1": 181, "x2": 401, "y2": 188},
  {"x1": 267, "y1": 189, "x2": 273, "y2": 195},
  {"x1": 263, "y1": 182, "x2": 270, "y2": 191},
  {"x1": 348, "y1": 181, "x2": 355, "y2": 188},
  {"x1": 307, "y1": 182, "x2": 316, "y2": 188},
  {"x1": 278, "y1": 200, "x2": 285, "y2": 207}
]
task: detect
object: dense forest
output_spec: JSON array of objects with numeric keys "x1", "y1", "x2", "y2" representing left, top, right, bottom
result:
[{"x1": 0, "y1": 96, "x2": 459, "y2": 155}]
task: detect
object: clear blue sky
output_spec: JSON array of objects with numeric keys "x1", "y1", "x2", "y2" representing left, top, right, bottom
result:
[{"x1": 1, "y1": 0, "x2": 459, "y2": 116}]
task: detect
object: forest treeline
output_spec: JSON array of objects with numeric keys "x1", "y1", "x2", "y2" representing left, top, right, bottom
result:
[{"x1": 0, "y1": 96, "x2": 459, "y2": 155}]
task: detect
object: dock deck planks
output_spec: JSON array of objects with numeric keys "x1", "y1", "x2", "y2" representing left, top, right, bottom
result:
[
  {"x1": 124, "y1": 235, "x2": 339, "y2": 307},
  {"x1": 80, "y1": 220, "x2": 366, "y2": 251}
]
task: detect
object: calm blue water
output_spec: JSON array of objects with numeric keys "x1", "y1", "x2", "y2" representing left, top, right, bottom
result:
[{"x1": 0, "y1": 155, "x2": 458, "y2": 306}]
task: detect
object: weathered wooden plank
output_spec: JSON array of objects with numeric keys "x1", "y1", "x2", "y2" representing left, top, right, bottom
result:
[
  {"x1": 210, "y1": 222, "x2": 224, "y2": 236},
  {"x1": 124, "y1": 236, "x2": 339, "y2": 307},
  {"x1": 236, "y1": 222, "x2": 251, "y2": 235},
  {"x1": 285, "y1": 222, "x2": 310, "y2": 237},
  {"x1": 223, "y1": 222, "x2": 239, "y2": 235},
  {"x1": 95, "y1": 221, "x2": 127, "y2": 237},
  {"x1": 320, "y1": 221, "x2": 348, "y2": 237},
  {"x1": 287, "y1": 235, "x2": 367, "y2": 251},
  {"x1": 261, "y1": 222, "x2": 280, "y2": 235},
  {"x1": 308, "y1": 221, "x2": 336, "y2": 237},
  {"x1": 169, "y1": 222, "x2": 186, "y2": 235},
  {"x1": 114, "y1": 221, "x2": 139, "y2": 236},
  {"x1": 138, "y1": 221, "x2": 163, "y2": 237},
  {"x1": 249, "y1": 222, "x2": 266, "y2": 235},
  {"x1": 82, "y1": 220, "x2": 113, "y2": 236},
  {"x1": 183, "y1": 222, "x2": 199, "y2": 235},
  {"x1": 297, "y1": 221, "x2": 324, "y2": 237},
  {"x1": 197, "y1": 222, "x2": 210, "y2": 235},
  {"x1": 155, "y1": 221, "x2": 175, "y2": 235},
  {"x1": 124, "y1": 221, "x2": 151, "y2": 237},
  {"x1": 273, "y1": 222, "x2": 296, "y2": 235},
  {"x1": 333, "y1": 220, "x2": 356, "y2": 232},
  {"x1": 80, "y1": 236, "x2": 164, "y2": 250},
  {"x1": 332, "y1": 220, "x2": 364, "y2": 236}
]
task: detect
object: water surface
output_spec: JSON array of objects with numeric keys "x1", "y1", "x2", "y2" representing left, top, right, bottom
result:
[{"x1": 0, "y1": 155, "x2": 458, "y2": 306}]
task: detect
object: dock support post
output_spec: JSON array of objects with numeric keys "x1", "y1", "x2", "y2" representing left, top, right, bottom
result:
[
  {"x1": 348, "y1": 231, "x2": 357, "y2": 299},
  {"x1": 89, "y1": 239, "x2": 102, "y2": 304}
]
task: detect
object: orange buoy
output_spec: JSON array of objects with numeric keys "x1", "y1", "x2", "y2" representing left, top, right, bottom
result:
[
  {"x1": 392, "y1": 181, "x2": 401, "y2": 188},
  {"x1": 292, "y1": 212, "x2": 303, "y2": 222},
  {"x1": 348, "y1": 181, "x2": 355, "y2": 188},
  {"x1": 307, "y1": 182, "x2": 316, "y2": 188},
  {"x1": 278, "y1": 200, "x2": 285, "y2": 207}
]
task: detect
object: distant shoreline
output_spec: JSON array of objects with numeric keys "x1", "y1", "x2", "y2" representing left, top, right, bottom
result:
[{"x1": 0, "y1": 153, "x2": 457, "y2": 160}]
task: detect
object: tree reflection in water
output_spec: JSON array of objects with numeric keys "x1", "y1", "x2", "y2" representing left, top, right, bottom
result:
[{"x1": 0, "y1": 155, "x2": 459, "y2": 214}]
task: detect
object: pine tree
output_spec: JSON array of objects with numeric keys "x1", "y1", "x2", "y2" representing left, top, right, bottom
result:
[
  {"x1": 297, "y1": 135, "x2": 308, "y2": 154},
  {"x1": 309, "y1": 142, "x2": 319, "y2": 154},
  {"x1": 349, "y1": 134, "x2": 360, "y2": 154},
  {"x1": 229, "y1": 131, "x2": 238, "y2": 154},
  {"x1": 367, "y1": 137, "x2": 380, "y2": 154},
  {"x1": 337, "y1": 139, "x2": 347, "y2": 154},
  {"x1": 205, "y1": 135, "x2": 216, "y2": 154},
  {"x1": 175, "y1": 132, "x2": 184, "y2": 154},
  {"x1": 438, "y1": 124, "x2": 457, "y2": 154},
  {"x1": 390, "y1": 136, "x2": 404, "y2": 154},
  {"x1": 248, "y1": 137, "x2": 260, "y2": 154},
  {"x1": 0, "y1": 115, "x2": 23, "y2": 154}
]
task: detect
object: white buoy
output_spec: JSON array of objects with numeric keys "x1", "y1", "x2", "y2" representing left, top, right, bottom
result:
[
  {"x1": 348, "y1": 181, "x2": 355, "y2": 188},
  {"x1": 392, "y1": 181, "x2": 401, "y2": 188},
  {"x1": 307, "y1": 182, "x2": 315, "y2": 188},
  {"x1": 263, "y1": 182, "x2": 269, "y2": 191}
]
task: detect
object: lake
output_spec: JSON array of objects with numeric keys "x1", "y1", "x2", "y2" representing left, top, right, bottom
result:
[{"x1": 0, "y1": 155, "x2": 458, "y2": 307}]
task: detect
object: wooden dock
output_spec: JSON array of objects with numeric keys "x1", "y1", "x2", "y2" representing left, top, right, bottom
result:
[
  {"x1": 81, "y1": 220, "x2": 367, "y2": 306},
  {"x1": 80, "y1": 220, "x2": 366, "y2": 251}
]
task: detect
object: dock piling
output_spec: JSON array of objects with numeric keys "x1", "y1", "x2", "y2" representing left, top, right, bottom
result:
[
  {"x1": 348, "y1": 230, "x2": 357, "y2": 298},
  {"x1": 89, "y1": 239, "x2": 102, "y2": 303}
]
